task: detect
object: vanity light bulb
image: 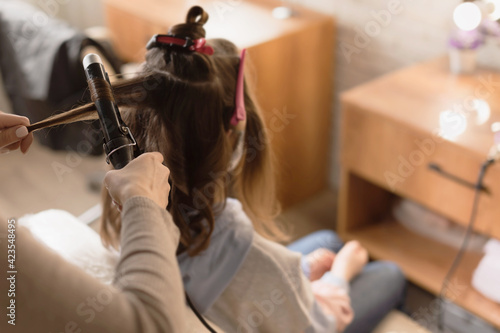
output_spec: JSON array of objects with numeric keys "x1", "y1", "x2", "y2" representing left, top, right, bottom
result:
[{"x1": 453, "y1": 2, "x2": 482, "y2": 31}]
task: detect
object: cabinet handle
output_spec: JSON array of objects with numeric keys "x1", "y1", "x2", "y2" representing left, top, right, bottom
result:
[{"x1": 428, "y1": 163, "x2": 490, "y2": 194}]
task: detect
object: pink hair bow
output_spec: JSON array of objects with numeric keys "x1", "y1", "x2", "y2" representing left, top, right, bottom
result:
[
  {"x1": 189, "y1": 38, "x2": 214, "y2": 55},
  {"x1": 146, "y1": 34, "x2": 214, "y2": 55}
]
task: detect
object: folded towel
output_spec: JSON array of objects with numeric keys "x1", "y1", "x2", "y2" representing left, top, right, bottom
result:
[
  {"x1": 19, "y1": 209, "x2": 119, "y2": 284},
  {"x1": 472, "y1": 239, "x2": 500, "y2": 304}
]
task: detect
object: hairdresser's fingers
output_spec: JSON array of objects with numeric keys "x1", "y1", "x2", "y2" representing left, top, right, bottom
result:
[
  {"x1": 104, "y1": 153, "x2": 170, "y2": 209},
  {"x1": 0, "y1": 112, "x2": 33, "y2": 153},
  {"x1": 0, "y1": 142, "x2": 20, "y2": 154},
  {"x1": 0, "y1": 125, "x2": 29, "y2": 150},
  {"x1": 20, "y1": 132, "x2": 34, "y2": 154},
  {"x1": 112, "y1": 199, "x2": 123, "y2": 212},
  {"x1": 0, "y1": 113, "x2": 30, "y2": 129},
  {"x1": 149, "y1": 151, "x2": 164, "y2": 164},
  {"x1": 2, "y1": 141, "x2": 21, "y2": 151},
  {"x1": 104, "y1": 170, "x2": 118, "y2": 194},
  {"x1": 104, "y1": 170, "x2": 123, "y2": 210}
]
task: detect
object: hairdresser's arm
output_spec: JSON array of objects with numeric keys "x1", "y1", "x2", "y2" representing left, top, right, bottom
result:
[
  {"x1": 0, "y1": 111, "x2": 33, "y2": 154},
  {"x1": 0, "y1": 153, "x2": 187, "y2": 333}
]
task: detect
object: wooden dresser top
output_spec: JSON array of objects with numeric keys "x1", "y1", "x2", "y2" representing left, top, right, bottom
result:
[{"x1": 341, "y1": 57, "x2": 500, "y2": 160}]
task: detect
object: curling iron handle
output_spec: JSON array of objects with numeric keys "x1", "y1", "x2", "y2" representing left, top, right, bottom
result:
[{"x1": 82, "y1": 53, "x2": 136, "y2": 169}]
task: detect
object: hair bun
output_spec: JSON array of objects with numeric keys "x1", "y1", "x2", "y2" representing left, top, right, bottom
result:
[
  {"x1": 167, "y1": 6, "x2": 208, "y2": 39},
  {"x1": 186, "y1": 6, "x2": 209, "y2": 26}
]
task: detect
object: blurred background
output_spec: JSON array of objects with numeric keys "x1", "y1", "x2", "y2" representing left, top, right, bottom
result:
[
  {"x1": 2, "y1": 1, "x2": 500, "y2": 332},
  {"x1": 4, "y1": 0, "x2": 465, "y2": 188}
]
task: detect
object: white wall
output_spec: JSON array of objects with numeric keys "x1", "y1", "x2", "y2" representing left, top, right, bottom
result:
[{"x1": 295, "y1": 0, "x2": 462, "y2": 187}]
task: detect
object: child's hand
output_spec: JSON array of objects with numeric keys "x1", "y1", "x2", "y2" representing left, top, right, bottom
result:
[
  {"x1": 305, "y1": 248, "x2": 336, "y2": 281},
  {"x1": 330, "y1": 241, "x2": 368, "y2": 282},
  {"x1": 311, "y1": 281, "x2": 354, "y2": 332}
]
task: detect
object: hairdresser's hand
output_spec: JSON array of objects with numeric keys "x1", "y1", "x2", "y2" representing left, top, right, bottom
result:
[
  {"x1": 0, "y1": 111, "x2": 34, "y2": 154},
  {"x1": 104, "y1": 152, "x2": 170, "y2": 210},
  {"x1": 330, "y1": 241, "x2": 368, "y2": 282},
  {"x1": 306, "y1": 248, "x2": 336, "y2": 281}
]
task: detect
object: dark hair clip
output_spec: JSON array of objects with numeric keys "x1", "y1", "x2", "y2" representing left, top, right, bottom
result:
[{"x1": 146, "y1": 34, "x2": 214, "y2": 55}]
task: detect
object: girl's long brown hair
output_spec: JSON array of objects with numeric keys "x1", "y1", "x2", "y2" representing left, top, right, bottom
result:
[{"x1": 28, "y1": 6, "x2": 285, "y2": 255}]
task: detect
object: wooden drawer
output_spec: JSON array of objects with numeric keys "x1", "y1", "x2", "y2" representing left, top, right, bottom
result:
[
  {"x1": 341, "y1": 104, "x2": 500, "y2": 239},
  {"x1": 337, "y1": 58, "x2": 500, "y2": 330}
]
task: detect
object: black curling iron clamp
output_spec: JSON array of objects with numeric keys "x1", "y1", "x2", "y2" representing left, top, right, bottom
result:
[{"x1": 82, "y1": 53, "x2": 138, "y2": 169}]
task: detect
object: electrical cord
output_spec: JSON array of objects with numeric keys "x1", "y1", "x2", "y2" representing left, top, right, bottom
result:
[
  {"x1": 186, "y1": 292, "x2": 217, "y2": 332},
  {"x1": 437, "y1": 158, "x2": 494, "y2": 331}
]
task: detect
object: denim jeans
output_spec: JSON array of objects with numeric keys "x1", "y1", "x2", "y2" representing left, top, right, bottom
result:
[{"x1": 287, "y1": 230, "x2": 406, "y2": 333}]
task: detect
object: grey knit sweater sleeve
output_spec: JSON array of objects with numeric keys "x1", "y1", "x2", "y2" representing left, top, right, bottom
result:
[
  {"x1": 205, "y1": 233, "x2": 338, "y2": 333},
  {"x1": 0, "y1": 196, "x2": 188, "y2": 333}
]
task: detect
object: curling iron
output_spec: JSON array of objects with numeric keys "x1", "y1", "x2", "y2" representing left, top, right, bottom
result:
[
  {"x1": 82, "y1": 54, "x2": 137, "y2": 169},
  {"x1": 82, "y1": 53, "x2": 216, "y2": 332}
]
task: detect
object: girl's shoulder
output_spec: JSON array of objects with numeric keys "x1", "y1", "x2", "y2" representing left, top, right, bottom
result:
[{"x1": 212, "y1": 197, "x2": 253, "y2": 233}]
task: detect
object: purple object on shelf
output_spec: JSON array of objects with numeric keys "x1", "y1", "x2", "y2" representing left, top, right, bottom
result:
[{"x1": 449, "y1": 29, "x2": 484, "y2": 50}]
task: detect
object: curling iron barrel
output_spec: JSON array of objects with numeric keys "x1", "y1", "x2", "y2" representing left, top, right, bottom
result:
[{"x1": 82, "y1": 54, "x2": 136, "y2": 169}]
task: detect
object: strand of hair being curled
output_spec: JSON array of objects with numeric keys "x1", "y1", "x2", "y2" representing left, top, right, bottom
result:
[{"x1": 28, "y1": 6, "x2": 286, "y2": 255}]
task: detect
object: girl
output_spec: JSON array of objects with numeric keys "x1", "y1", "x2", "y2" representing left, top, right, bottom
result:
[{"x1": 29, "y1": 6, "x2": 405, "y2": 332}]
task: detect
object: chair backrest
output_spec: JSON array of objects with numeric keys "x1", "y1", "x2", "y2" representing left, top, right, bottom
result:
[
  {"x1": 0, "y1": 1, "x2": 121, "y2": 153},
  {"x1": 0, "y1": 68, "x2": 12, "y2": 114}
]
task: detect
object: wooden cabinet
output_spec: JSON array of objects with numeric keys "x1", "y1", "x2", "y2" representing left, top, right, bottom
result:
[
  {"x1": 339, "y1": 57, "x2": 500, "y2": 328},
  {"x1": 104, "y1": 0, "x2": 335, "y2": 208}
]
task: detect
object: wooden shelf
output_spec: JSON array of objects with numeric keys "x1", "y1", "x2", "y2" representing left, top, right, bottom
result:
[
  {"x1": 339, "y1": 59, "x2": 500, "y2": 329},
  {"x1": 344, "y1": 220, "x2": 500, "y2": 329}
]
